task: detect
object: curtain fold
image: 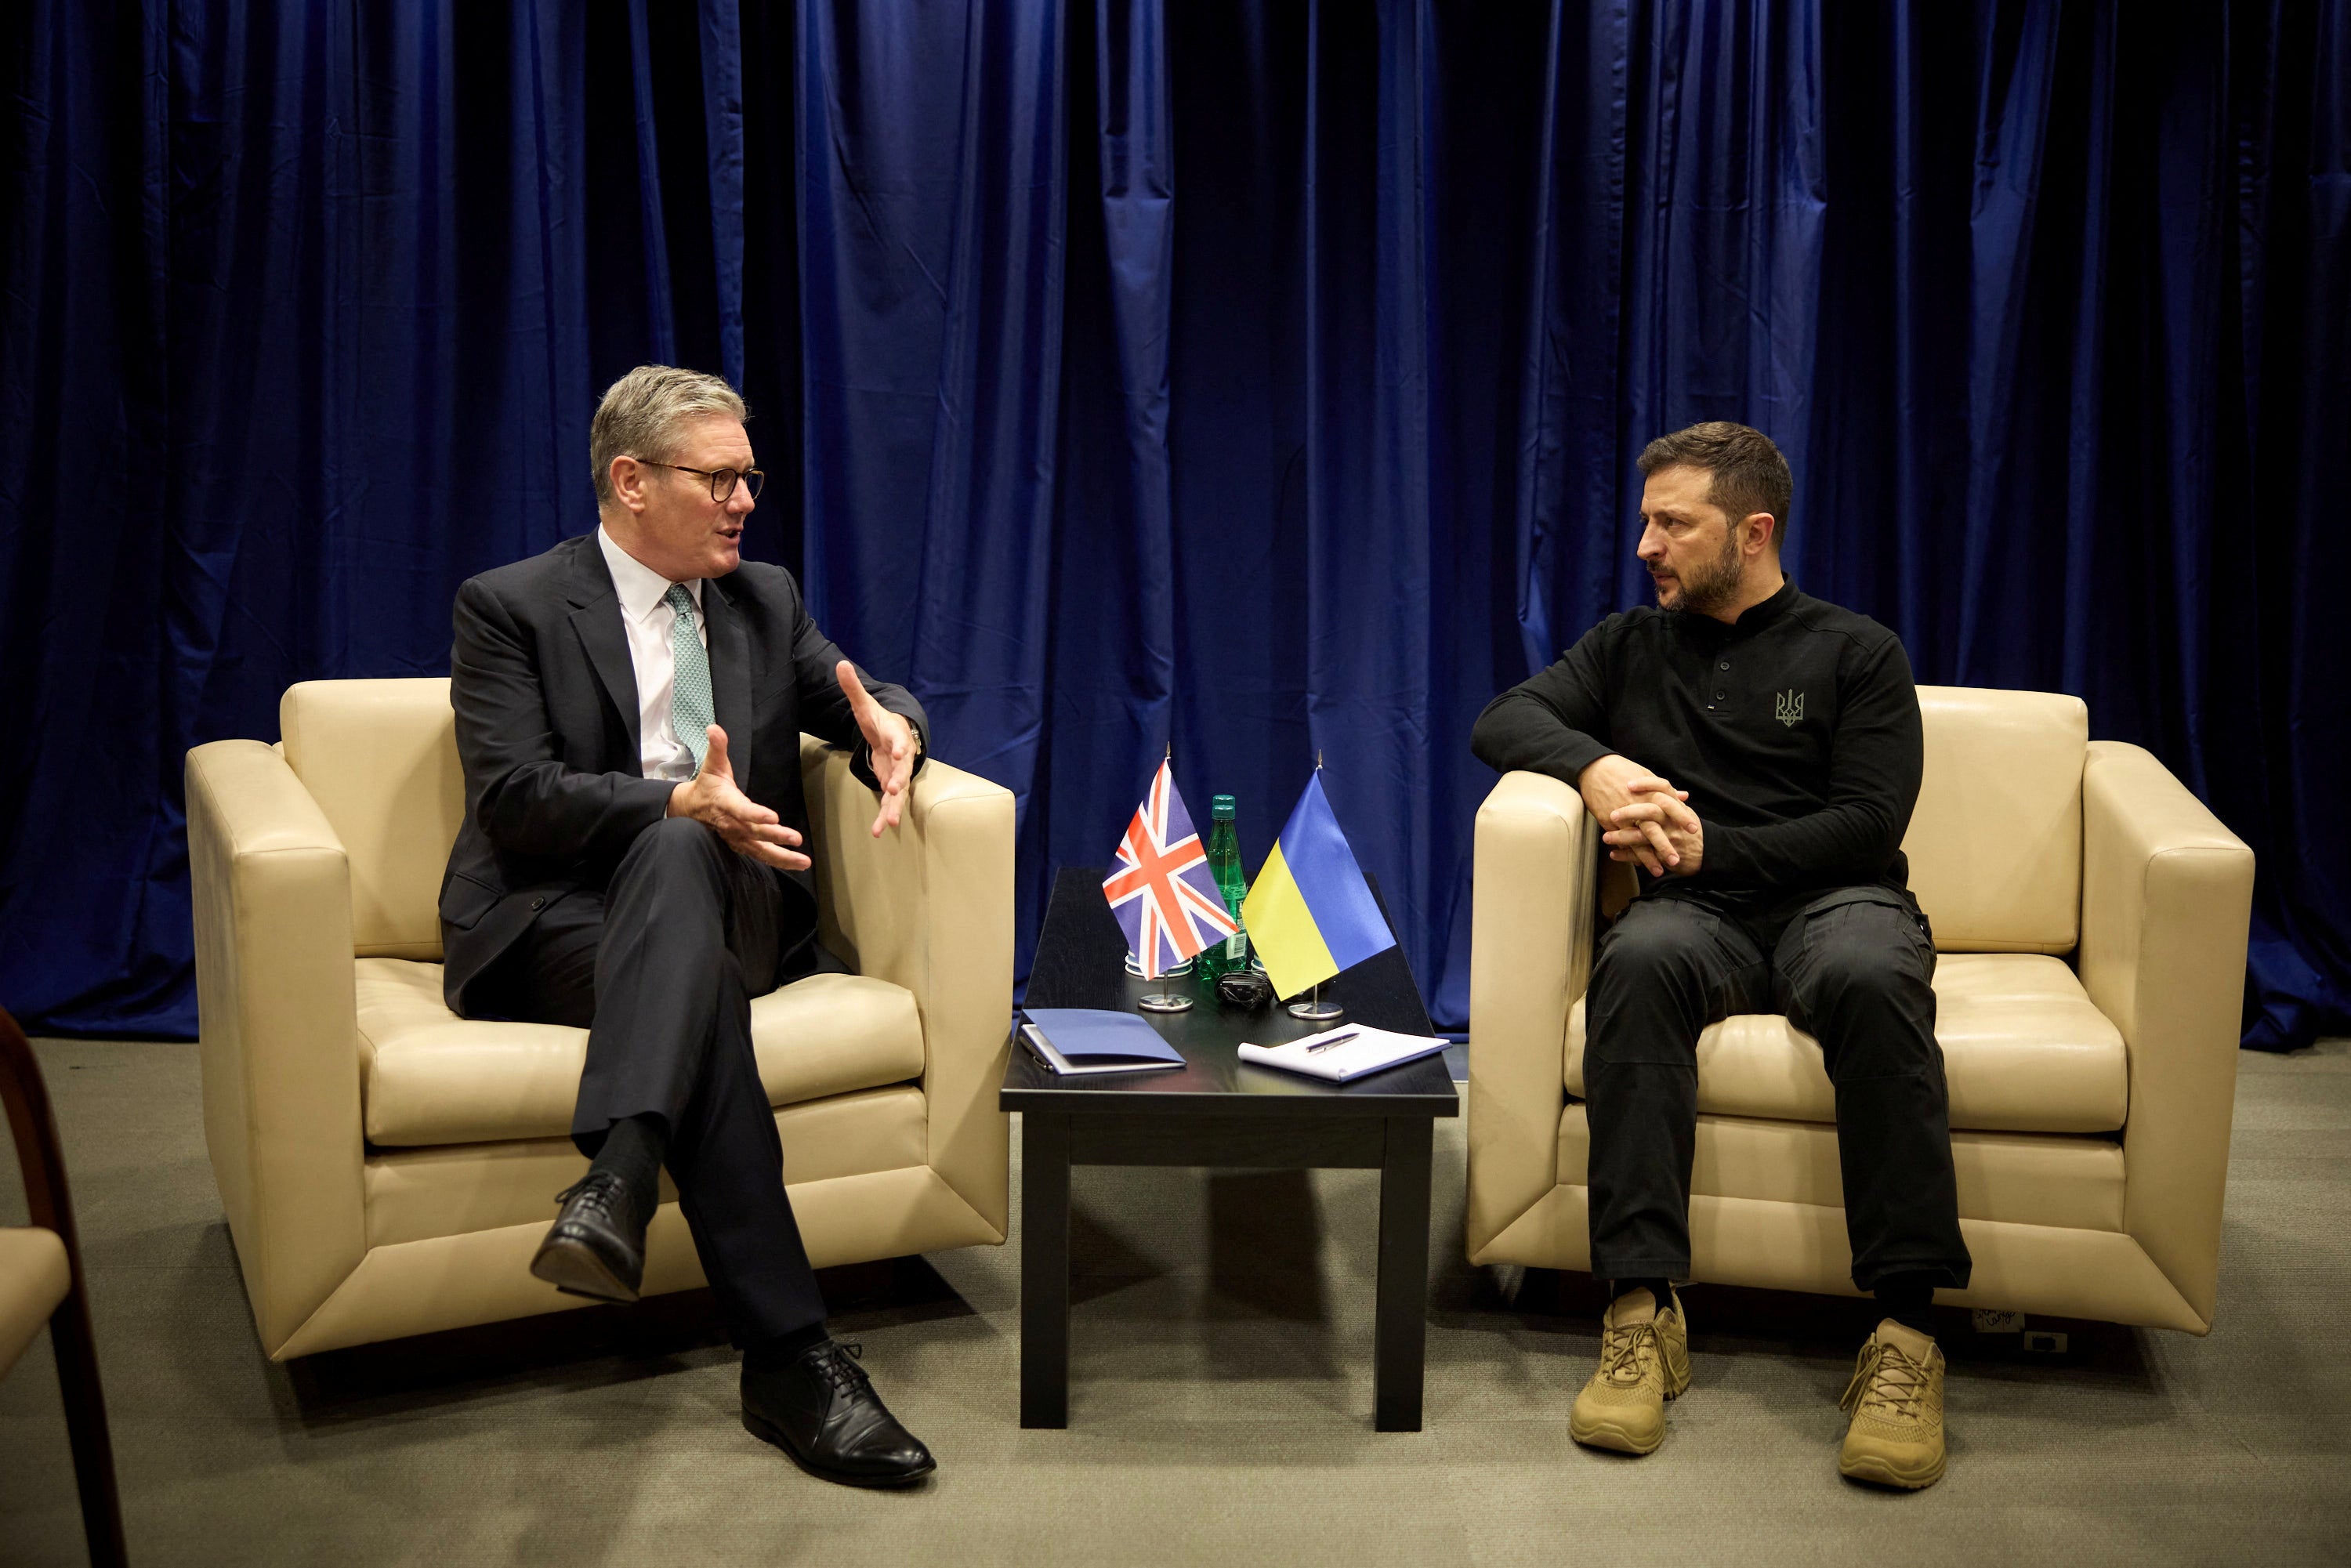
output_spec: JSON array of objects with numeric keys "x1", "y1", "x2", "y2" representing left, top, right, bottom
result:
[
  {"x1": 1299, "y1": 0, "x2": 1436, "y2": 1009},
  {"x1": 1020, "y1": 0, "x2": 1176, "y2": 963},
  {"x1": 1, "y1": 0, "x2": 2343, "y2": 1047}
]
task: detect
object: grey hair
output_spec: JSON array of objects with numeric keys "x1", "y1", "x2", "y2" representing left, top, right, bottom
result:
[{"x1": 589, "y1": 364, "x2": 749, "y2": 509}]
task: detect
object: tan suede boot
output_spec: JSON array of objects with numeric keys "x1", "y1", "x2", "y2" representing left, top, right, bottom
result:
[
  {"x1": 1838, "y1": 1318, "x2": 1947, "y2": 1489},
  {"x1": 1569, "y1": 1287, "x2": 1690, "y2": 1455}
]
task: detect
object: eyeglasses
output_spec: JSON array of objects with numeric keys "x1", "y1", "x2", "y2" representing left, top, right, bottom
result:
[{"x1": 632, "y1": 459, "x2": 766, "y2": 504}]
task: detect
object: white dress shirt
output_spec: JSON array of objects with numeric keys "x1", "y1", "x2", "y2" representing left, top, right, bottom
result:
[{"x1": 597, "y1": 525, "x2": 707, "y2": 782}]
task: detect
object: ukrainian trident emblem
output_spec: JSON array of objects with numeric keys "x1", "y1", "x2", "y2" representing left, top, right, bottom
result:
[{"x1": 1775, "y1": 690, "x2": 1805, "y2": 727}]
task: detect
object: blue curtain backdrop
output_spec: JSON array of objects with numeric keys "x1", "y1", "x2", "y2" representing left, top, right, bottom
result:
[{"x1": 2, "y1": 1, "x2": 2344, "y2": 1048}]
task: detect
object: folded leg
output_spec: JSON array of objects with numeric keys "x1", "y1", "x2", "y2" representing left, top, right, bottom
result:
[{"x1": 487, "y1": 815, "x2": 827, "y2": 1343}]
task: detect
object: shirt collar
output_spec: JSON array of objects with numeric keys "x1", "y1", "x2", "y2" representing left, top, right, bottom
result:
[
  {"x1": 596, "y1": 525, "x2": 703, "y2": 626},
  {"x1": 1672, "y1": 574, "x2": 1796, "y2": 647},
  {"x1": 1730, "y1": 575, "x2": 1797, "y2": 633}
]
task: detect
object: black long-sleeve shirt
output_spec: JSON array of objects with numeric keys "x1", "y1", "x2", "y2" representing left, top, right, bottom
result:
[{"x1": 1471, "y1": 578, "x2": 1922, "y2": 900}]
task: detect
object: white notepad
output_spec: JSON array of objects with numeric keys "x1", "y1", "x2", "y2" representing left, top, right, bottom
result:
[{"x1": 1236, "y1": 1024, "x2": 1448, "y2": 1083}]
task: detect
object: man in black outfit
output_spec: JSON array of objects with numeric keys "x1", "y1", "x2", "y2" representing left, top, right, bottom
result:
[
  {"x1": 1472, "y1": 422, "x2": 1969, "y2": 1490},
  {"x1": 440, "y1": 364, "x2": 936, "y2": 1487}
]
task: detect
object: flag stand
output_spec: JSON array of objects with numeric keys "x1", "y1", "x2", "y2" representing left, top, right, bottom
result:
[
  {"x1": 1285, "y1": 980, "x2": 1344, "y2": 1023},
  {"x1": 1281, "y1": 753, "x2": 1348, "y2": 1020},
  {"x1": 1128, "y1": 951, "x2": 1196, "y2": 1012},
  {"x1": 1120, "y1": 741, "x2": 1201, "y2": 1012}
]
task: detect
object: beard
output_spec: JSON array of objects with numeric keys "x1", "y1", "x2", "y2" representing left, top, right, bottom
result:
[{"x1": 1655, "y1": 531, "x2": 1745, "y2": 617}]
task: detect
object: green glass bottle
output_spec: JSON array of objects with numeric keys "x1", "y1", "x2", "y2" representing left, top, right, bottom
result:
[{"x1": 1204, "y1": 795, "x2": 1250, "y2": 979}]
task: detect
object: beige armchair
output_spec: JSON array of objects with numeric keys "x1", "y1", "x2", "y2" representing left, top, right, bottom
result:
[
  {"x1": 187, "y1": 678, "x2": 1014, "y2": 1360},
  {"x1": 1466, "y1": 686, "x2": 2255, "y2": 1332}
]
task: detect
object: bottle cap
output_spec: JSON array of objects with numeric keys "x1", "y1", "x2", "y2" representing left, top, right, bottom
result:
[{"x1": 1211, "y1": 794, "x2": 1236, "y2": 819}]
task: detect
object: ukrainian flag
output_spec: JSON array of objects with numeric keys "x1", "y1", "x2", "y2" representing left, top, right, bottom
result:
[{"x1": 1241, "y1": 772, "x2": 1397, "y2": 1000}]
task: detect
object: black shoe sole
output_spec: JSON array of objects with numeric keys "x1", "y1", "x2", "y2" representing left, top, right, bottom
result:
[
  {"x1": 742, "y1": 1410, "x2": 936, "y2": 1489},
  {"x1": 529, "y1": 1233, "x2": 641, "y2": 1305}
]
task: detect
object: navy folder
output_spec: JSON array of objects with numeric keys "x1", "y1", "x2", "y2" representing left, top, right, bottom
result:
[{"x1": 1019, "y1": 1009, "x2": 1186, "y2": 1076}]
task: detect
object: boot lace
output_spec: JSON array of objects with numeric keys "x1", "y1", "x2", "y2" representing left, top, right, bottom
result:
[
  {"x1": 1841, "y1": 1342, "x2": 1929, "y2": 1421},
  {"x1": 1599, "y1": 1321, "x2": 1664, "y2": 1388}
]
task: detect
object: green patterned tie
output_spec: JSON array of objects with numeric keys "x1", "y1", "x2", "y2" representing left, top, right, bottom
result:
[{"x1": 665, "y1": 583, "x2": 713, "y2": 773}]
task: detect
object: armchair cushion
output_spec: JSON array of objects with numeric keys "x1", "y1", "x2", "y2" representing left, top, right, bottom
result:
[
  {"x1": 0, "y1": 1226, "x2": 69, "y2": 1378},
  {"x1": 357, "y1": 958, "x2": 925, "y2": 1146},
  {"x1": 281, "y1": 679, "x2": 466, "y2": 961},
  {"x1": 1901, "y1": 687, "x2": 2088, "y2": 954},
  {"x1": 1566, "y1": 951, "x2": 2126, "y2": 1134}
]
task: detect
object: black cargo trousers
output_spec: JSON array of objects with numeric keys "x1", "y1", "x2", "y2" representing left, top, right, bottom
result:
[{"x1": 1581, "y1": 883, "x2": 1972, "y2": 1293}]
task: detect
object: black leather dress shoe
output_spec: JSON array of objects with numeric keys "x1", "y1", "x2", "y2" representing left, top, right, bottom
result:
[
  {"x1": 527, "y1": 1171, "x2": 647, "y2": 1304},
  {"x1": 741, "y1": 1341, "x2": 936, "y2": 1488}
]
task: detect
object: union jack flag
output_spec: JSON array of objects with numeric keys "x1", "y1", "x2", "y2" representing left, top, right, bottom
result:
[{"x1": 1103, "y1": 760, "x2": 1239, "y2": 979}]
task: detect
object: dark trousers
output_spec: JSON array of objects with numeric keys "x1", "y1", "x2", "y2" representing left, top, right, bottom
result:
[
  {"x1": 1583, "y1": 885, "x2": 1972, "y2": 1293},
  {"x1": 482, "y1": 817, "x2": 828, "y2": 1346}
]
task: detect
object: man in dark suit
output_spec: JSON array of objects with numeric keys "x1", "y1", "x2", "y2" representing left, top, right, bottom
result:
[{"x1": 440, "y1": 364, "x2": 936, "y2": 1487}]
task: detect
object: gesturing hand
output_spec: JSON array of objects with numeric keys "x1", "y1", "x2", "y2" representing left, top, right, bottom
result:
[
  {"x1": 667, "y1": 725, "x2": 811, "y2": 871},
  {"x1": 1606, "y1": 781, "x2": 1704, "y2": 878},
  {"x1": 1576, "y1": 753, "x2": 1693, "y2": 876},
  {"x1": 837, "y1": 660, "x2": 918, "y2": 837}
]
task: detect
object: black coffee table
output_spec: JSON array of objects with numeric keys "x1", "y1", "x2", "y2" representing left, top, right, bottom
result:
[{"x1": 1001, "y1": 867, "x2": 1460, "y2": 1432}]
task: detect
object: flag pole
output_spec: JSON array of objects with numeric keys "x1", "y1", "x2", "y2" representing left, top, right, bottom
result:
[
  {"x1": 1289, "y1": 750, "x2": 1346, "y2": 1021},
  {"x1": 1135, "y1": 734, "x2": 1195, "y2": 1013}
]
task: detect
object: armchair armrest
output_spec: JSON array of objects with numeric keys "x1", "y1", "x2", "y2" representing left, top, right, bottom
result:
[
  {"x1": 1466, "y1": 770, "x2": 1602, "y2": 1261},
  {"x1": 185, "y1": 741, "x2": 367, "y2": 1356},
  {"x1": 799, "y1": 737, "x2": 1015, "y2": 1238},
  {"x1": 2078, "y1": 740, "x2": 2255, "y2": 1331}
]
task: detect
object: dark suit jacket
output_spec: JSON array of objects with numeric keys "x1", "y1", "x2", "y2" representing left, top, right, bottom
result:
[{"x1": 438, "y1": 531, "x2": 927, "y2": 1019}]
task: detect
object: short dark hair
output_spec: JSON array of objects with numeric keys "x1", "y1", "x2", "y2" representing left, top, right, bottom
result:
[{"x1": 1636, "y1": 422, "x2": 1792, "y2": 549}]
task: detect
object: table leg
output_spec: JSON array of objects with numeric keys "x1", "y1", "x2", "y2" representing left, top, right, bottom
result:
[
  {"x1": 1373, "y1": 1116, "x2": 1433, "y2": 1432},
  {"x1": 1020, "y1": 1110, "x2": 1072, "y2": 1429}
]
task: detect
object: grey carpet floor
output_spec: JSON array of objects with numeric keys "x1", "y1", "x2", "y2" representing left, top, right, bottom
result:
[{"x1": 2, "y1": 1036, "x2": 2346, "y2": 1566}]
